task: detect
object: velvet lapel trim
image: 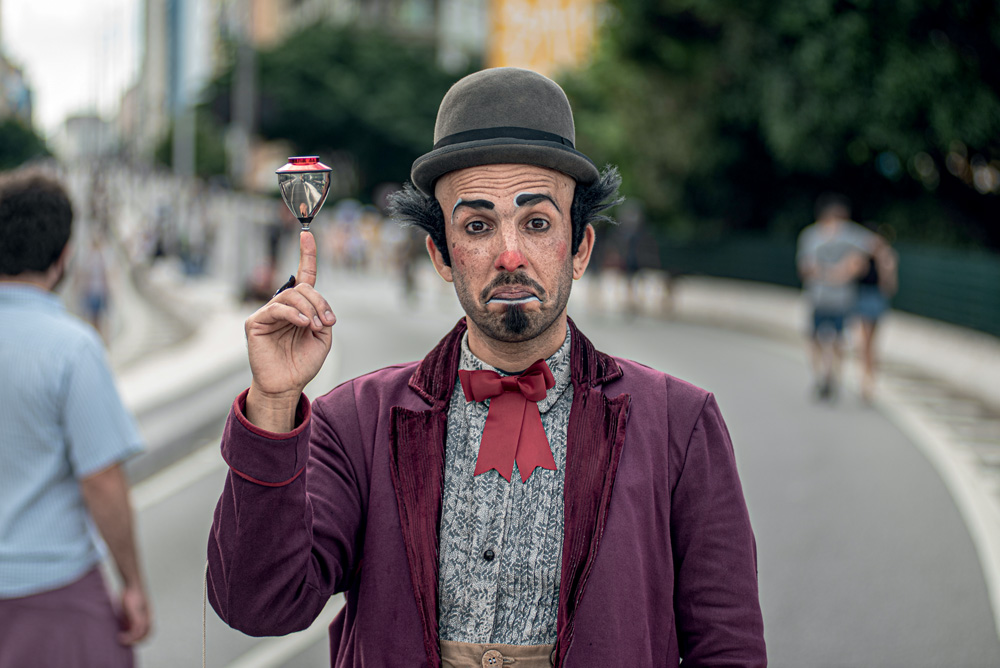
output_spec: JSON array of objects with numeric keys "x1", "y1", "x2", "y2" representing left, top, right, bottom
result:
[
  {"x1": 408, "y1": 318, "x2": 468, "y2": 404},
  {"x1": 555, "y1": 320, "x2": 630, "y2": 666},
  {"x1": 389, "y1": 318, "x2": 465, "y2": 667},
  {"x1": 390, "y1": 407, "x2": 447, "y2": 667}
]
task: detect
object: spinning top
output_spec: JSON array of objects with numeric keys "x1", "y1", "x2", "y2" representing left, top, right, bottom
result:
[{"x1": 276, "y1": 156, "x2": 332, "y2": 231}]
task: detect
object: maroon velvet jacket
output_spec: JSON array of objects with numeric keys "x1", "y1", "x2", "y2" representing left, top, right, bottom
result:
[{"x1": 208, "y1": 319, "x2": 766, "y2": 667}]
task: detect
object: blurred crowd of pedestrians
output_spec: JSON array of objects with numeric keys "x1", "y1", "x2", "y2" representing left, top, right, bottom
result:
[
  {"x1": 243, "y1": 192, "x2": 444, "y2": 307},
  {"x1": 9, "y1": 159, "x2": 282, "y2": 345}
]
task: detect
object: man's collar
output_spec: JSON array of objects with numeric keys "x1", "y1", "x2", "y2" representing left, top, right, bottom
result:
[
  {"x1": 408, "y1": 316, "x2": 622, "y2": 407},
  {"x1": 0, "y1": 281, "x2": 63, "y2": 308},
  {"x1": 458, "y1": 326, "x2": 572, "y2": 414}
]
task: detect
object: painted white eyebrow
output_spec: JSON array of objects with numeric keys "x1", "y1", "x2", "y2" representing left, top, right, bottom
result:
[{"x1": 451, "y1": 197, "x2": 495, "y2": 221}]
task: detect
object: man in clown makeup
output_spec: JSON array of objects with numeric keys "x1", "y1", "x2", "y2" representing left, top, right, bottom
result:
[{"x1": 208, "y1": 67, "x2": 766, "y2": 668}]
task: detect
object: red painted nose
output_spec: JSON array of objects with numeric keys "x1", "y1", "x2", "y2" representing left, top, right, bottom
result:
[{"x1": 495, "y1": 249, "x2": 527, "y2": 272}]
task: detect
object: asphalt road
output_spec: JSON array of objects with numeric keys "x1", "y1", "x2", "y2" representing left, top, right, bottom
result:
[{"x1": 131, "y1": 267, "x2": 1000, "y2": 667}]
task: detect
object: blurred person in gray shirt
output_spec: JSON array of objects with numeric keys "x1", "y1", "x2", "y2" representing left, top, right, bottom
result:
[
  {"x1": 797, "y1": 193, "x2": 874, "y2": 400},
  {"x1": 0, "y1": 170, "x2": 151, "y2": 667}
]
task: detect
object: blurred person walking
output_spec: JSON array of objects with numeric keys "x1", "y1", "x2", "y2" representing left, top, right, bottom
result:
[
  {"x1": 615, "y1": 200, "x2": 667, "y2": 317},
  {"x1": 796, "y1": 193, "x2": 874, "y2": 400},
  {"x1": 853, "y1": 225, "x2": 899, "y2": 400},
  {"x1": 398, "y1": 224, "x2": 427, "y2": 305},
  {"x1": 79, "y1": 234, "x2": 111, "y2": 340},
  {"x1": 0, "y1": 171, "x2": 151, "y2": 667}
]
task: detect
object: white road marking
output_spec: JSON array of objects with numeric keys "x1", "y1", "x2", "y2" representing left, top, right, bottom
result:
[
  {"x1": 876, "y1": 386, "x2": 1000, "y2": 643},
  {"x1": 132, "y1": 441, "x2": 226, "y2": 512}
]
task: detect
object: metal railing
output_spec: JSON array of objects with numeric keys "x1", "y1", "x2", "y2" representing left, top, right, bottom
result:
[{"x1": 658, "y1": 236, "x2": 1000, "y2": 338}]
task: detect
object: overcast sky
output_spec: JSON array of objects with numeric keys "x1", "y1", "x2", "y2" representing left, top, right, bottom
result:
[{"x1": 2, "y1": 0, "x2": 141, "y2": 135}]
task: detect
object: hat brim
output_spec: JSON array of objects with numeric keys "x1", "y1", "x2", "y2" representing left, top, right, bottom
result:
[{"x1": 411, "y1": 138, "x2": 599, "y2": 196}]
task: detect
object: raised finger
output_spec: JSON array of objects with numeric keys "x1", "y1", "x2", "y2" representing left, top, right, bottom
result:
[
  {"x1": 293, "y1": 283, "x2": 336, "y2": 326},
  {"x1": 296, "y1": 231, "x2": 318, "y2": 287}
]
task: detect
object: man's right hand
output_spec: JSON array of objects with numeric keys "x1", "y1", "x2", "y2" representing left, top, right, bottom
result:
[
  {"x1": 118, "y1": 584, "x2": 152, "y2": 645},
  {"x1": 245, "y1": 231, "x2": 336, "y2": 432}
]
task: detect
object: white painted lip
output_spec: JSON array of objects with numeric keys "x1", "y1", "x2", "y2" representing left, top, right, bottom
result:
[{"x1": 487, "y1": 296, "x2": 541, "y2": 305}]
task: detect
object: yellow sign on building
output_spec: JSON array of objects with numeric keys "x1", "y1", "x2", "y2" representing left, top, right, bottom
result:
[{"x1": 487, "y1": 0, "x2": 599, "y2": 77}]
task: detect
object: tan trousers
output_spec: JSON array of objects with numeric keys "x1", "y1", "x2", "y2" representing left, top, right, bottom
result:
[{"x1": 439, "y1": 639, "x2": 555, "y2": 668}]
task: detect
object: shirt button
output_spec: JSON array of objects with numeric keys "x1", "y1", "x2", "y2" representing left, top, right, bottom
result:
[{"x1": 483, "y1": 549, "x2": 495, "y2": 561}]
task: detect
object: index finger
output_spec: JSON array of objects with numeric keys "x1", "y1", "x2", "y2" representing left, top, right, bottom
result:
[{"x1": 296, "y1": 231, "x2": 318, "y2": 287}]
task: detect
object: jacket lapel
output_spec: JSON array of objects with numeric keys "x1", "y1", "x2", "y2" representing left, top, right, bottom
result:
[
  {"x1": 389, "y1": 319, "x2": 466, "y2": 668},
  {"x1": 555, "y1": 320, "x2": 631, "y2": 666}
]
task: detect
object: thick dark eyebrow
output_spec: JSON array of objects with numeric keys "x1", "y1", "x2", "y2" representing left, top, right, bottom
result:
[
  {"x1": 451, "y1": 198, "x2": 495, "y2": 221},
  {"x1": 515, "y1": 192, "x2": 561, "y2": 213}
]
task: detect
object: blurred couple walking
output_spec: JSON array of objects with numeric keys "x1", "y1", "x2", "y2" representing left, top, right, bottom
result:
[{"x1": 797, "y1": 193, "x2": 899, "y2": 402}]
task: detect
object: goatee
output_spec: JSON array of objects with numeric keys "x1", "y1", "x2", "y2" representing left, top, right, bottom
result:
[{"x1": 502, "y1": 304, "x2": 530, "y2": 335}]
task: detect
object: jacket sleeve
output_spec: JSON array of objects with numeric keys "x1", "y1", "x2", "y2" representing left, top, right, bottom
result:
[
  {"x1": 207, "y1": 386, "x2": 366, "y2": 636},
  {"x1": 671, "y1": 393, "x2": 767, "y2": 666}
]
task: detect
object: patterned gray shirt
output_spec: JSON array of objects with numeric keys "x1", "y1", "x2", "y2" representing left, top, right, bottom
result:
[{"x1": 437, "y1": 328, "x2": 573, "y2": 645}]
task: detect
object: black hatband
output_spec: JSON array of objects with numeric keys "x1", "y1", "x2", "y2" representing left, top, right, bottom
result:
[{"x1": 433, "y1": 126, "x2": 574, "y2": 150}]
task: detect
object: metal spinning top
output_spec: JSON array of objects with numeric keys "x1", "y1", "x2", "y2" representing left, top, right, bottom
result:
[{"x1": 276, "y1": 156, "x2": 332, "y2": 231}]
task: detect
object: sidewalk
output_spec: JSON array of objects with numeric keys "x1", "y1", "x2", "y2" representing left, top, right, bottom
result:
[
  {"x1": 112, "y1": 261, "x2": 250, "y2": 416},
  {"x1": 106, "y1": 260, "x2": 253, "y2": 480}
]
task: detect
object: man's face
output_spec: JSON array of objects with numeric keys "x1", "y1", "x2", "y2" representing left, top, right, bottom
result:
[{"x1": 429, "y1": 163, "x2": 593, "y2": 345}]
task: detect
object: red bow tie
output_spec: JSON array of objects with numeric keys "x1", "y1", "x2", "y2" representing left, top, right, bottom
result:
[{"x1": 458, "y1": 359, "x2": 557, "y2": 483}]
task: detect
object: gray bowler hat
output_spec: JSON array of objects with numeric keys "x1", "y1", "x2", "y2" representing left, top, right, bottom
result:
[{"x1": 410, "y1": 67, "x2": 599, "y2": 196}]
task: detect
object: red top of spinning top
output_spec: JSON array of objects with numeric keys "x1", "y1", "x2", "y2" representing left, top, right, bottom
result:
[{"x1": 276, "y1": 156, "x2": 331, "y2": 173}]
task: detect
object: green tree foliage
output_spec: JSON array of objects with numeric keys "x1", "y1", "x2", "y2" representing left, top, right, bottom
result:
[
  {"x1": 203, "y1": 23, "x2": 472, "y2": 200},
  {"x1": 561, "y1": 0, "x2": 1000, "y2": 247},
  {"x1": 0, "y1": 119, "x2": 50, "y2": 170}
]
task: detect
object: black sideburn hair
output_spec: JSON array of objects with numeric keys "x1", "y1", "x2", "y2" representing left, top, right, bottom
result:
[{"x1": 387, "y1": 182, "x2": 448, "y2": 262}]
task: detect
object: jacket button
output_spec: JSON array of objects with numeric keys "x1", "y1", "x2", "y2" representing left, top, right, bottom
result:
[
  {"x1": 482, "y1": 649, "x2": 503, "y2": 667},
  {"x1": 483, "y1": 549, "x2": 495, "y2": 561}
]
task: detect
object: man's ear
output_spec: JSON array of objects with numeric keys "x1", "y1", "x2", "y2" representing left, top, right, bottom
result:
[
  {"x1": 572, "y1": 224, "x2": 595, "y2": 280},
  {"x1": 57, "y1": 243, "x2": 73, "y2": 269},
  {"x1": 426, "y1": 235, "x2": 453, "y2": 283},
  {"x1": 45, "y1": 243, "x2": 73, "y2": 291}
]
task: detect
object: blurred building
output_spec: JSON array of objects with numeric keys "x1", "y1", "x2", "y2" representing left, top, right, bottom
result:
[
  {"x1": 52, "y1": 114, "x2": 119, "y2": 162},
  {"x1": 0, "y1": 0, "x2": 34, "y2": 125},
  {"x1": 438, "y1": 0, "x2": 489, "y2": 72},
  {"x1": 0, "y1": 58, "x2": 32, "y2": 124},
  {"x1": 123, "y1": 0, "x2": 217, "y2": 160},
  {"x1": 221, "y1": 0, "x2": 439, "y2": 48},
  {"x1": 485, "y1": 0, "x2": 600, "y2": 76}
]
